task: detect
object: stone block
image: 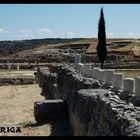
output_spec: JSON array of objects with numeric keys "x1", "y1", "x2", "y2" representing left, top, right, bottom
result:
[
  {"x1": 123, "y1": 78, "x2": 135, "y2": 93},
  {"x1": 98, "y1": 69, "x2": 106, "y2": 83},
  {"x1": 75, "y1": 54, "x2": 81, "y2": 70},
  {"x1": 75, "y1": 54, "x2": 81, "y2": 64},
  {"x1": 113, "y1": 73, "x2": 124, "y2": 90},
  {"x1": 82, "y1": 64, "x2": 90, "y2": 76},
  {"x1": 93, "y1": 68, "x2": 100, "y2": 79},
  {"x1": 135, "y1": 77, "x2": 140, "y2": 97},
  {"x1": 104, "y1": 70, "x2": 114, "y2": 85},
  {"x1": 86, "y1": 69, "x2": 94, "y2": 78},
  {"x1": 77, "y1": 63, "x2": 84, "y2": 73},
  {"x1": 34, "y1": 99, "x2": 68, "y2": 123}
]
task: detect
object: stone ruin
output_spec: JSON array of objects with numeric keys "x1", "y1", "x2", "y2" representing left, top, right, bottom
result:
[{"x1": 33, "y1": 58, "x2": 140, "y2": 136}]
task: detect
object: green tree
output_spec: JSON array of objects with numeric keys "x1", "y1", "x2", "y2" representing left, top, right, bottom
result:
[{"x1": 97, "y1": 7, "x2": 107, "y2": 69}]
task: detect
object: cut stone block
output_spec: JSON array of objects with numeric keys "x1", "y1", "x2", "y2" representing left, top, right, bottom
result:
[
  {"x1": 75, "y1": 54, "x2": 81, "y2": 70},
  {"x1": 135, "y1": 77, "x2": 140, "y2": 97},
  {"x1": 93, "y1": 68, "x2": 100, "y2": 79},
  {"x1": 77, "y1": 63, "x2": 84, "y2": 73},
  {"x1": 82, "y1": 64, "x2": 91, "y2": 76},
  {"x1": 98, "y1": 69, "x2": 106, "y2": 83},
  {"x1": 75, "y1": 54, "x2": 81, "y2": 64},
  {"x1": 113, "y1": 73, "x2": 124, "y2": 90},
  {"x1": 123, "y1": 78, "x2": 135, "y2": 93},
  {"x1": 34, "y1": 99, "x2": 68, "y2": 123},
  {"x1": 104, "y1": 70, "x2": 114, "y2": 85}
]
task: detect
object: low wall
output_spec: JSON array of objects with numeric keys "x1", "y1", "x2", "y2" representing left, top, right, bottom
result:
[{"x1": 36, "y1": 64, "x2": 140, "y2": 136}]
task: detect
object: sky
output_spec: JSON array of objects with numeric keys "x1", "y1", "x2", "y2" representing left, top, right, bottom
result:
[{"x1": 0, "y1": 4, "x2": 140, "y2": 41}]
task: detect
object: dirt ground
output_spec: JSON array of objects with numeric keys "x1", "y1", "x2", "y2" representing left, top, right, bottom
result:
[
  {"x1": 0, "y1": 84, "x2": 51, "y2": 136},
  {"x1": 0, "y1": 84, "x2": 71, "y2": 136}
]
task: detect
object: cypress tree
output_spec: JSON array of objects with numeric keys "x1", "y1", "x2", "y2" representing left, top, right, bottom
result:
[{"x1": 97, "y1": 7, "x2": 107, "y2": 69}]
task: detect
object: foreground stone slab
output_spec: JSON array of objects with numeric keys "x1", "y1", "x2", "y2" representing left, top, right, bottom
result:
[{"x1": 34, "y1": 99, "x2": 68, "y2": 123}]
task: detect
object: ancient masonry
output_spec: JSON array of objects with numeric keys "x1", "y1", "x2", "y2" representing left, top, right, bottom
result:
[{"x1": 34, "y1": 54, "x2": 140, "y2": 136}]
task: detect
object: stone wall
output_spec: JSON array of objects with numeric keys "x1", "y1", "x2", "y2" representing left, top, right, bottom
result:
[
  {"x1": 36, "y1": 64, "x2": 140, "y2": 136},
  {"x1": 37, "y1": 66, "x2": 58, "y2": 99},
  {"x1": 69, "y1": 89, "x2": 140, "y2": 136},
  {"x1": 57, "y1": 65, "x2": 100, "y2": 100}
]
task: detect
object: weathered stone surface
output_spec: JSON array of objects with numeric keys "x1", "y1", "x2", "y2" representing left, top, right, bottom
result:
[
  {"x1": 129, "y1": 96, "x2": 140, "y2": 107},
  {"x1": 135, "y1": 77, "x2": 140, "y2": 97},
  {"x1": 34, "y1": 99, "x2": 68, "y2": 123},
  {"x1": 69, "y1": 89, "x2": 140, "y2": 136},
  {"x1": 57, "y1": 65, "x2": 100, "y2": 100},
  {"x1": 37, "y1": 66, "x2": 50, "y2": 87},
  {"x1": 75, "y1": 54, "x2": 81, "y2": 70},
  {"x1": 37, "y1": 66, "x2": 57, "y2": 99},
  {"x1": 123, "y1": 78, "x2": 135, "y2": 94},
  {"x1": 113, "y1": 73, "x2": 124, "y2": 89},
  {"x1": 104, "y1": 70, "x2": 114, "y2": 86}
]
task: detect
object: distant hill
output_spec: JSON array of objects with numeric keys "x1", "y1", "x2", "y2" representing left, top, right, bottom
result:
[
  {"x1": 0, "y1": 38, "x2": 89, "y2": 54},
  {"x1": 1, "y1": 37, "x2": 140, "y2": 63}
]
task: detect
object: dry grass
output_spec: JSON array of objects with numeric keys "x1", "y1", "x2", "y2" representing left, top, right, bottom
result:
[
  {"x1": 4, "y1": 38, "x2": 140, "y2": 61},
  {"x1": 5, "y1": 38, "x2": 140, "y2": 59},
  {"x1": 115, "y1": 69, "x2": 140, "y2": 78},
  {"x1": 0, "y1": 84, "x2": 52, "y2": 136}
]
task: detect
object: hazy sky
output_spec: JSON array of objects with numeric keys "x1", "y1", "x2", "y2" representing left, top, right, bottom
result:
[{"x1": 0, "y1": 4, "x2": 140, "y2": 40}]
